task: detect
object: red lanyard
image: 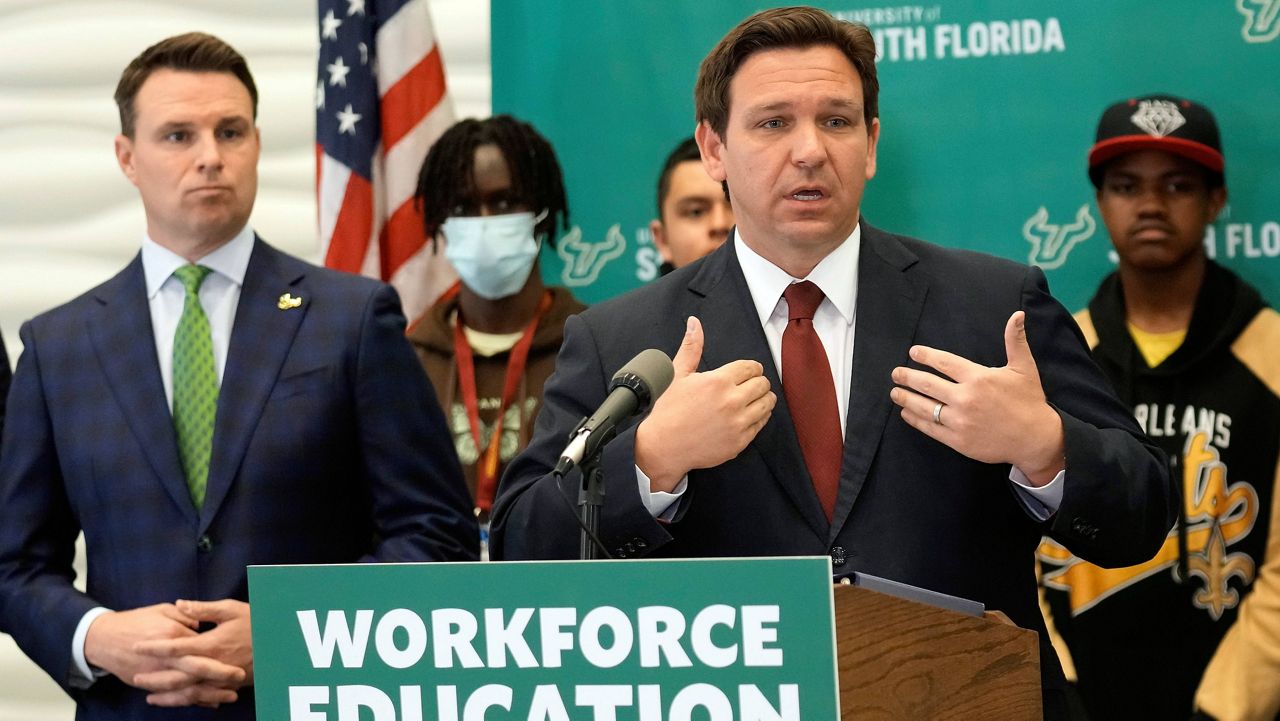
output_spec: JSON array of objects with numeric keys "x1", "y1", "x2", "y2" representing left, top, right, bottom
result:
[{"x1": 453, "y1": 290, "x2": 553, "y2": 512}]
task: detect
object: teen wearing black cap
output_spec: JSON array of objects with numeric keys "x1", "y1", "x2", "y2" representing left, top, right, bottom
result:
[{"x1": 1039, "y1": 94, "x2": 1280, "y2": 721}]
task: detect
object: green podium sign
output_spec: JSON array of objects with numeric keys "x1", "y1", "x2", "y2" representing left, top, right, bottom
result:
[{"x1": 249, "y1": 557, "x2": 838, "y2": 720}]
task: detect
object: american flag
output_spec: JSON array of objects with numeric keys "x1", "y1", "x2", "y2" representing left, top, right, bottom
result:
[{"x1": 316, "y1": 0, "x2": 457, "y2": 323}]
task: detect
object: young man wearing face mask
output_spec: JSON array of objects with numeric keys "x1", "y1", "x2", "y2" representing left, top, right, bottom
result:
[{"x1": 408, "y1": 115, "x2": 585, "y2": 555}]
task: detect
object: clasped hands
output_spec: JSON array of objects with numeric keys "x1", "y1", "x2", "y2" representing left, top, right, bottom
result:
[
  {"x1": 636, "y1": 311, "x2": 1064, "y2": 489},
  {"x1": 84, "y1": 598, "x2": 252, "y2": 708}
]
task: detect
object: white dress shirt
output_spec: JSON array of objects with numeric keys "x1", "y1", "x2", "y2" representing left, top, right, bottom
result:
[
  {"x1": 70, "y1": 226, "x2": 255, "y2": 685},
  {"x1": 639, "y1": 223, "x2": 1063, "y2": 520},
  {"x1": 142, "y1": 226, "x2": 255, "y2": 409}
]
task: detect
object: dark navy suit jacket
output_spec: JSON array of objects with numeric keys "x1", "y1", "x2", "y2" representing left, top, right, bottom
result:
[
  {"x1": 0, "y1": 239, "x2": 477, "y2": 720},
  {"x1": 492, "y1": 224, "x2": 1174, "y2": 710},
  {"x1": 0, "y1": 329, "x2": 9, "y2": 446}
]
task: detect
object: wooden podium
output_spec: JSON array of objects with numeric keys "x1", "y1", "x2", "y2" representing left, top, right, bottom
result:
[{"x1": 834, "y1": 584, "x2": 1042, "y2": 720}]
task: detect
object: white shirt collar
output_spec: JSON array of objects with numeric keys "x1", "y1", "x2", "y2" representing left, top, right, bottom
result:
[
  {"x1": 734, "y1": 222, "x2": 861, "y2": 325},
  {"x1": 141, "y1": 226, "x2": 256, "y2": 299}
]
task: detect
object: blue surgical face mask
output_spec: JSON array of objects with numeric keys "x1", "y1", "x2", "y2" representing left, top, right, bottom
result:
[{"x1": 442, "y1": 210, "x2": 546, "y2": 300}]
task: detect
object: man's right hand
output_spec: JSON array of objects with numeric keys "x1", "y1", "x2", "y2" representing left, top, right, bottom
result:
[
  {"x1": 84, "y1": 603, "x2": 240, "y2": 708},
  {"x1": 635, "y1": 316, "x2": 776, "y2": 491}
]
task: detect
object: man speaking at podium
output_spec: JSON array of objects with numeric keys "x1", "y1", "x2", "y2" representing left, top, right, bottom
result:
[{"x1": 492, "y1": 7, "x2": 1173, "y2": 715}]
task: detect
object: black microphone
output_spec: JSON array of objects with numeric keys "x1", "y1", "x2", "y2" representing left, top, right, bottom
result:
[{"x1": 554, "y1": 348, "x2": 675, "y2": 476}]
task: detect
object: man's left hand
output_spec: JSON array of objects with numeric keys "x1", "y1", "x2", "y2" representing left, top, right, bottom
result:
[
  {"x1": 889, "y1": 311, "x2": 1065, "y2": 486},
  {"x1": 132, "y1": 599, "x2": 253, "y2": 707}
]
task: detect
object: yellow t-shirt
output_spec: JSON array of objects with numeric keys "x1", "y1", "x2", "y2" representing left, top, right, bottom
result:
[{"x1": 1127, "y1": 323, "x2": 1186, "y2": 368}]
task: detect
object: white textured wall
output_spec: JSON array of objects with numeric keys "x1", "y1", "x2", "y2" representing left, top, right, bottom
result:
[{"x1": 0, "y1": 1, "x2": 490, "y2": 716}]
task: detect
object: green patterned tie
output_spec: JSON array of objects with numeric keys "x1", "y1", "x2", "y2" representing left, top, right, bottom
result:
[{"x1": 172, "y1": 264, "x2": 218, "y2": 510}]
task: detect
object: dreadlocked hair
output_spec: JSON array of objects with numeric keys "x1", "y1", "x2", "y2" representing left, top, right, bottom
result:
[{"x1": 414, "y1": 114, "x2": 569, "y2": 246}]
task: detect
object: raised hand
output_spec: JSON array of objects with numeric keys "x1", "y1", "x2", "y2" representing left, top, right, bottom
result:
[
  {"x1": 889, "y1": 311, "x2": 1065, "y2": 485},
  {"x1": 636, "y1": 316, "x2": 777, "y2": 491}
]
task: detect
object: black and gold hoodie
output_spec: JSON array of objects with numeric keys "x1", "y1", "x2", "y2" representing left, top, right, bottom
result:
[{"x1": 1039, "y1": 261, "x2": 1280, "y2": 721}]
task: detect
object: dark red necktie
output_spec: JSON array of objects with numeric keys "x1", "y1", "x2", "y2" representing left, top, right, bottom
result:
[{"x1": 782, "y1": 281, "x2": 843, "y2": 521}]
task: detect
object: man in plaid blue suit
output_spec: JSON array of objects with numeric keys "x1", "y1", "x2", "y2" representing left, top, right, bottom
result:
[{"x1": 0, "y1": 33, "x2": 477, "y2": 719}]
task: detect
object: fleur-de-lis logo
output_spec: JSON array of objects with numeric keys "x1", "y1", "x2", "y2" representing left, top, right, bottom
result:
[
  {"x1": 1237, "y1": 0, "x2": 1280, "y2": 43},
  {"x1": 1186, "y1": 521, "x2": 1256, "y2": 620},
  {"x1": 556, "y1": 224, "x2": 627, "y2": 287},
  {"x1": 1023, "y1": 205, "x2": 1096, "y2": 270},
  {"x1": 1039, "y1": 432, "x2": 1261, "y2": 617}
]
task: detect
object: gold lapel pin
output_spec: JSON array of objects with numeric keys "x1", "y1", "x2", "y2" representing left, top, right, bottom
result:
[{"x1": 278, "y1": 293, "x2": 303, "y2": 310}]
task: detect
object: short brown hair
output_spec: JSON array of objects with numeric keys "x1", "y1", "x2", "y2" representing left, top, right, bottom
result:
[
  {"x1": 655, "y1": 137, "x2": 702, "y2": 218},
  {"x1": 694, "y1": 6, "x2": 879, "y2": 138},
  {"x1": 114, "y1": 32, "x2": 258, "y2": 137}
]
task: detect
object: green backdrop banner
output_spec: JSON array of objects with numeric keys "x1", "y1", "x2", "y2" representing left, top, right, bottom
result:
[
  {"x1": 249, "y1": 557, "x2": 837, "y2": 720},
  {"x1": 492, "y1": 1, "x2": 1279, "y2": 311}
]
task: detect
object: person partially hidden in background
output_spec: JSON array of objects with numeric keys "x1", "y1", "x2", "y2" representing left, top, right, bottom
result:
[
  {"x1": 0, "y1": 33, "x2": 477, "y2": 719},
  {"x1": 492, "y1": 8, "x2": 1175, "y2": 718},
  {"x1": 407, "y1": 115, "x2": 585, "y2": 558},
  {"x1": 1039, "y1": 94, "x2": 1280, "y2": 721},
  {"x1": 649, "y1": 136, "x2": 735, "y2": 275}
]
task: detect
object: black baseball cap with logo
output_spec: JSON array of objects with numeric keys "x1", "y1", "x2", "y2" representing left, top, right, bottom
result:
[{"x1": 1088, "y1": 93, "x2": 1225, "y2": 188}]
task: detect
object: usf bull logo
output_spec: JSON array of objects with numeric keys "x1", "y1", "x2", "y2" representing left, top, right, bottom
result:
[
  {"x1": 1238, "y1": 0, "x2": 1280, "y2": 42},
  {"x1": 1023, "y1": 205, "x2": 1096, "y2": 269},
  {"x1": 556, "y1": 224, "x2": 627, "y2": 287}
]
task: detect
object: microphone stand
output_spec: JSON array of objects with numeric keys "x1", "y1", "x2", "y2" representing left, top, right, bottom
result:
[
  {"x1": 578, "y1": 446, "x2": 606, "y2": 560},
  {"x1": 564, "y1": 415, "x2": 615, "y2": 560}
]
